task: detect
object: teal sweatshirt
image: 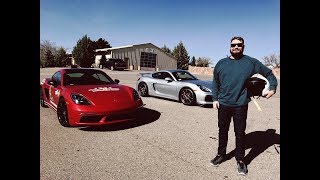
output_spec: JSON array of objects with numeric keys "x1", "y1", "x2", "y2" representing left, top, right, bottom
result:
[{"x1": 212, "y1": 55, "x2": 278, "y2": 106}]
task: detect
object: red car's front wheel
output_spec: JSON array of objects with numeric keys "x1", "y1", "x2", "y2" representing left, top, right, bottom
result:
[{"x1": 57, "y1": 98, "x2": 71, "y2": 127}]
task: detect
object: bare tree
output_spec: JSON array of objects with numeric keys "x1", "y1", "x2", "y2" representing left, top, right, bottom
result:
[
  {"x1": 262, "y1": 52, "x2": 280, "y2": 68},
  {"x1": 276, "y1": 53, "x2": 280, "y2": 67},
  {"x1": 40, "y1": 40, "x2": 57, "y2": 67}
]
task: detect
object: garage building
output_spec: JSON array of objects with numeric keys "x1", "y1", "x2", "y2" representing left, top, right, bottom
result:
[{"x1": 95, "y1": 43, "x2": 177, "y2": 71}]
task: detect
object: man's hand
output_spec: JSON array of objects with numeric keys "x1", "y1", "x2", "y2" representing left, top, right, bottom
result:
[
  {"x1": 213, "y1": 101, "x2": 219, "y2": 110},
  {"x1": 263, "y1": 90, "x2": 275, "y2": 99}
]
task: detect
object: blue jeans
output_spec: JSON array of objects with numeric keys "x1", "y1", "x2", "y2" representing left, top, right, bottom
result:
[{"x1": 217, "y1": 103, "x2": 248, "y2": 162}]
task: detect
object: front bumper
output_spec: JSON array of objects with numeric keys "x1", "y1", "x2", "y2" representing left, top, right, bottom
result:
[
  {"x1": 195, "y1": 91, "x2": 213, "y2": 105},
  {"x1": 67, "y1": 99, "x2": 144, "y2": 127}
]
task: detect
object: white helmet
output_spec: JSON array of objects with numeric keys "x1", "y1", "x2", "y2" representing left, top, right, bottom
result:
[{"x1": 245, "y1": 74, "x2": 270, "y2": 97}]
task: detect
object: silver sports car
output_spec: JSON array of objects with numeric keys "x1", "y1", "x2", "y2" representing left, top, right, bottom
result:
[{"x1": 136, "y1": 69, "x2": 213, "y2": 106}]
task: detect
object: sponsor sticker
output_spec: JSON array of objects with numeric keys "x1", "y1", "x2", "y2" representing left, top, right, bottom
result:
[{"x1": 88, "y1": 87, "x2": 120, "y2": 92}]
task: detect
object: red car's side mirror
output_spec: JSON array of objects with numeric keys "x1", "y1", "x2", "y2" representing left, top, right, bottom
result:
[{"x1": 48, "y1": 80, "x2": 58, "y2": 87}]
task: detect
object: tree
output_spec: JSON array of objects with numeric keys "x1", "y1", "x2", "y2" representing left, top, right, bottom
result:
[
  {"x1": 40, "y1": 40, "x2": 57, "y2": 67},
  {"x1": 190, "y1": 56, "x2": 196, "y2": 66},
  {"x1": 262, "y1": 52, "x2": 280, "y2": 68},
  {"x1": 196, "y1": 57, "x2": 211, "y2": 67},
  {"x1": 99, "y1": 54, "x2": 107, "y2": 68},
  {"x1": 72, "y1": 35, "x2": 95, "y2": 67},
  {"x1": 172, "y1": 41, "x2": 190, "y2": 70},
  {"x1": 161, "y1": 45, "x2": 172, "y2": 55},
  {"x1": 93, "y1": 38, "x2": 112, "y2": 50},
  {"x1": 44, "y1": 50, "x2": 55, "y2": 67},
  {"x1": 54, "y1": 47, "x2": 68, "y2": 67}
]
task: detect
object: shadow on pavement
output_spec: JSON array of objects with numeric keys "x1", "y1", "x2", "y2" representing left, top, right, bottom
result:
[
  {"x1": 79, "y1": 108, "x2": 161, "y2": 131},
  {"x1": 225, "y1": 129, "x2": 280, "y2": 165},
  {"x1": 144, "y1": 96, "x2": 214, "y2": 108},
  {"x1": 201, "y1": 104, "x2": 213, "y2": 108}
]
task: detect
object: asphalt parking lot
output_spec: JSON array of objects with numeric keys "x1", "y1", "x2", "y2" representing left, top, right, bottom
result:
[{"x1": 40, "y1": 68, "x2": 280, "y2": 180}]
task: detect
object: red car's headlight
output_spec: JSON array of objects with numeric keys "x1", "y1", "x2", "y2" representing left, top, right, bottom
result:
[{"x1": 71, "y1": 93, "x2": 92, "y2": 105}]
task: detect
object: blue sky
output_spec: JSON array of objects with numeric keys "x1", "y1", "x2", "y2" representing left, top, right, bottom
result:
[{"x1": 40, "y1": 0, "x2": 280, "y2": 66}]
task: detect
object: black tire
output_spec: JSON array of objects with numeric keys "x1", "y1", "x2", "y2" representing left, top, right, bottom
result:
[
  {"x1": 138, "y1": 82, "x2": 149, "y2": 97},
  {"x1": 179, "y1": 88, "x2": 196, "y2": 106},
  {"x1": 40, "y1": 88, "x2": 48, "y2": 108},
  {"x1": 57, "y1": 98, "x2": 71, "y2": 127}
]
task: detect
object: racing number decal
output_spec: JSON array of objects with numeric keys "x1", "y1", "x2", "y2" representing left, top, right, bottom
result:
[
  {"x1": 49, "y1": 86, "x2": 60, "y2": 108},
  {"x1": 49, "y1": 86, "x2": 60, "y2": 100},
  {"x1": 55, "y1": 90, "x2": 60, "y2": 96}
]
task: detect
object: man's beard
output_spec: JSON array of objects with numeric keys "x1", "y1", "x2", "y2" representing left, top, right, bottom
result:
[{"x1": 230, "y1": 49, "x2": 244, "y2": 59}]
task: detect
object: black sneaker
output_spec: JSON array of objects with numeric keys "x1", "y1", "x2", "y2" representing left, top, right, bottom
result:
[
  {"x1": 237, "y1": 161, "x2": 248, "y2": 175},
  {"x1": 210, "y1": 154, "x2": 225, "y2": 167}
]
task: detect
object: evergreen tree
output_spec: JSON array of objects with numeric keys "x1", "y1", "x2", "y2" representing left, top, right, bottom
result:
[
  {"x1": 196, "y1": 57, "x2": 211, "y2": 67},
  {"x1": 172, "y1": 41, "x2": 190, "y2": 70},
  {"x1": 44, "y1": 50, "x2": 55, "y2": 67},
  {"x1": 99, "y1": 54, "x2": 107, "y2": 68},
  {"x1": 161, "y1": 45, "x2": 172, "y2": 55},
  {"x1": 72, "y1": 35, "x2": 95, "y2": 67},
  {"x1": 93, "y1": 38, "x2": 112, "y2": 50},
  {"x1": 190, "y1": 56, "x2": 196, "y2": 66},
  {"x1": 54, "y1": 47, "x2": 67, "y2": 67}
]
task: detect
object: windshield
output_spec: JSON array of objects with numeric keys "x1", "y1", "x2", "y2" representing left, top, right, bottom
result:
[{"x1": 63, "y1": 70, "x2": 115, "y2": 86}]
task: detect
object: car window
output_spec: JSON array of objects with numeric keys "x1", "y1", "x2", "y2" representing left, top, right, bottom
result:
[
  {"x1": 67, "y1": 73, "x2": 83, "y2": 78},
  {"x1": 64, "y1": 71, "x2": 114, "y2": 86},
  {"x1": 152, "y1": 72, "x2": 172, "y2": 80},
  {"x1": 162, "y1": 72, "x2": 173, "y2": 79},
  {"x1": 93, "y1": 73, "x2": 113, "y2": 83},
  {"x1": 172, "y1": 71, "x2": 197, "y2": 81},
  {"x1": 152, "y1": 72, "x2": 161, "y2": 79},
  {"x1": 52, "y1": 71, "x2": 62, "y2": 85}
]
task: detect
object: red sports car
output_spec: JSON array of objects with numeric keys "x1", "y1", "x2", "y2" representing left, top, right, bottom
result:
[{"x1": 40, "y1": 68, "x2": 144, "y2": 127}]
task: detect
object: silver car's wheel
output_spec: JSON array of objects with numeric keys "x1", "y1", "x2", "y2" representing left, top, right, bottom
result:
[
  {"x1": 138, "y1": 82, "x2": 149, "y2": 97},
  {"x1": 180, "y1": 88, "x2": 196, "y2": 105},
  {"x1": 57, "y1": 98, "x2": 71, "y2": 127}
]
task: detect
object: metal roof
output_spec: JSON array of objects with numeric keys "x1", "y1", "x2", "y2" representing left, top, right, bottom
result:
[
  {"x1": 95, "y1": 43, "x2": 154, "y2": 52},
  {"x1": 95, "y1": 43, "x2": 176, "y2": 60}
]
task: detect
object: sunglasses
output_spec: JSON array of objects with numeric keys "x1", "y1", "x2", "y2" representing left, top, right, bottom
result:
[{"x1": 231, "y1": 43, "x2": 243, "y2": 47}]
